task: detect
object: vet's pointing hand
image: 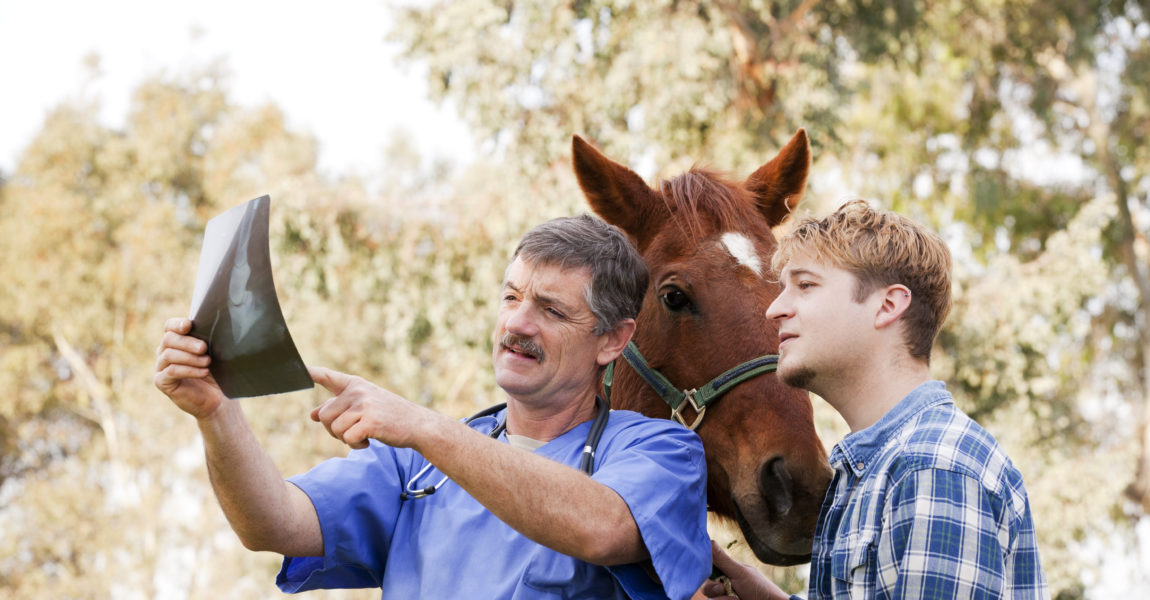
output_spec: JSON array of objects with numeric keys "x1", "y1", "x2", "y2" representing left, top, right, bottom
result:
[{"x1": 309, "y1": 366, "x2": 435, "y2": 450}]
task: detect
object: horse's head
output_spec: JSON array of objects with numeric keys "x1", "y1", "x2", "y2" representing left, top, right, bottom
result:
[{"x1": 572, "y1": 131, "x2": 833, "y2": 565}]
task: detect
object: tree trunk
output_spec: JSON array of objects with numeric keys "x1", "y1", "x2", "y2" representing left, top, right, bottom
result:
[{"x1": 1107, "y1": 161, "x2": 1150, "y2": 513}]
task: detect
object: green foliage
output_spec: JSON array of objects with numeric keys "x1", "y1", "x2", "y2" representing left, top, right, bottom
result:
[
  {"x1": 391, "y1": 0, "x2": 848, "y2": 175},
  {"x1": 4, "y1": 0, "x2": 1150, "y2": 595},
  {"x1": 936, "y1": 197, "x2": 1113, "y2": 430},
  {"x1": 0, "y1": 66, "x2": 331, "y2": 597}
]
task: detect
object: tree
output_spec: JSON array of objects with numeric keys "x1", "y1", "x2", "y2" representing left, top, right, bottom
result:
[{"x1": 0, "y1": 66, "x2": 361, "y2": 597}]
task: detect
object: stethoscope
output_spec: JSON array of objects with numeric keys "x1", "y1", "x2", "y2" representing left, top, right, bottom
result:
[{"x1": 400, "y1": 395, "x2": 610, "y2": 500}]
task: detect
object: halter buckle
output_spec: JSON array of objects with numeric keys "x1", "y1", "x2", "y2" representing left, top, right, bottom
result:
[{"x1": 671, "y1": 388, "x2": 707, "y2": 431}]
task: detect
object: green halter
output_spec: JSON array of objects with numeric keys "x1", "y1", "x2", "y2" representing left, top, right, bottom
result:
[{"x1": 603, "y1": 341, "x2": 780, "y2": 430}]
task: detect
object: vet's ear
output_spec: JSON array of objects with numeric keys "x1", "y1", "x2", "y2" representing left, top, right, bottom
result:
[
  {"x1": 744, "y1": 129, "x2": 810, "y2": 228},
  {"x1": 596, "y1": 318, "x2": 636, "y2": 368},
  {"x1": 572, "y1": 135, "x2": 664, "y2": 248}
]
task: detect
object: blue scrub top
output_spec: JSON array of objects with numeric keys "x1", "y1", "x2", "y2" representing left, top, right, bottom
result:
[{"x1": 277, "y1": 408, "x2": 710, "y2": 599}]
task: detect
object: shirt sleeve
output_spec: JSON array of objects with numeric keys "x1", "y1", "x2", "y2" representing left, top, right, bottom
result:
[
  {"x1": 593, "y1": 421, "x2": 711, "y2": 600},
  {"x1": 276, "y1": 441, "x2": 408, "y2": 592},
  {"x1": 880, "y1": 468, "x2": 1011, "y2": 599}
]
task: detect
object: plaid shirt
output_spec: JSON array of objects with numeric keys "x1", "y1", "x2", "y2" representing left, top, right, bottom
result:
[{"x1": 797, "y1": 381, "x2": 1049, "y2": 599}]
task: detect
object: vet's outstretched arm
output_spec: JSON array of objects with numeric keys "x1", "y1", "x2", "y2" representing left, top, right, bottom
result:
[
  {"x1": 310, "y1": 366, "x2": 646, "y2": 566},
  {"x1": 155, "y1": 318, "x2": 322, "y2": 557}
]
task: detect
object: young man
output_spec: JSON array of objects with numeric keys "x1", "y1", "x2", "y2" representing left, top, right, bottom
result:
[
  {"x1": 700, "y1": 200, "x2": 1048, "y2": 599},
  {"x1": 156, "y1": 215, "x2": 711, "y2": 599}
]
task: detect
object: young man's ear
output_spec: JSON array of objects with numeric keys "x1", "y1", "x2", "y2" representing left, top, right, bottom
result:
[
  {"x1": 874, "y1": 285, "x2": 912, "y2": 330},
  {"x1": 597, "y1": 319, "x2": 637, "y2": 366}
]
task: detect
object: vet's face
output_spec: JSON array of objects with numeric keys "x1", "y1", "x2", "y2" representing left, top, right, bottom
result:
[{"x1": 492, "y1": 258, "x2": 608, "y2": 407}]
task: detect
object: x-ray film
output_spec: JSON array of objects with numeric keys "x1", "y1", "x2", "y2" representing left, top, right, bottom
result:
[{"x1": 188, "y1": 195, "x2": 312, "y2": 398}]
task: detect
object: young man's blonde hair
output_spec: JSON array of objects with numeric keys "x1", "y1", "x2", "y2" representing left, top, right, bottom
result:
[{"x1": 771, "y1": 200, "x2": 952, "y2": 363}]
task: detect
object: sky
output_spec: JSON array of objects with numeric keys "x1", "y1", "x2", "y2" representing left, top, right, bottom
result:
[{"x1": 0, "y1": 0, "x2": 473, "y2": 177}]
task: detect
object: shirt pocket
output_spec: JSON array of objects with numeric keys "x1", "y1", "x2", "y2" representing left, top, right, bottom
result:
[
  {"x1": 830, "y1": 530, "x2": 876, "y2": 588},
  {"x1": 519, "y1": 551, "x2": 622, "y2": 600}
]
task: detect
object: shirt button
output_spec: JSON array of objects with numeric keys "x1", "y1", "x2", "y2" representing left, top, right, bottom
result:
[{"x1": 856, "y1": 461, "x2": 865, "y2": 471}]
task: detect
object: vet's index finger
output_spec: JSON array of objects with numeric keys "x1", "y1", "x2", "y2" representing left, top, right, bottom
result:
[{"x1": 309, "y1": 366, "x2": 352, "y2": 394}]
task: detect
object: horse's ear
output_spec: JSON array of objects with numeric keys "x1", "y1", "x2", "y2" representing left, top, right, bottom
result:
[
  {"x1": 745, "y1": 129, "x2": 811, "y2": 228},
  {"x1": 572, "y1": 135, "x2": 663, "y2": 245}
]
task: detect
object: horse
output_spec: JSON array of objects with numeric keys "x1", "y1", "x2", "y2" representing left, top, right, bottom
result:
[{"x1": 571, "y1": 130, "x2": 833, "y2": 566}]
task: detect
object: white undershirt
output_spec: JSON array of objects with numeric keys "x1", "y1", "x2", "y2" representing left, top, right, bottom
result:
[{"x1": 506, "y1": 433, "x2": 547, "y2": 452}]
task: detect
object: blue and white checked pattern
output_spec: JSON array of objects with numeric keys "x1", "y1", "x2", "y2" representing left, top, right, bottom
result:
[{"x1": 796, "y1": 381, "x2": 1049, "y2": 599}]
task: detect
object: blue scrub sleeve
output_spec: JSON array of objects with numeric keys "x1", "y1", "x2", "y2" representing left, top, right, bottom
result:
[
  {"x1": 276, "y1": 441, "x2": 407, "y2": 592},
  {"x1": 594, "y1": 423, "x2": 710, "y2": 600}
]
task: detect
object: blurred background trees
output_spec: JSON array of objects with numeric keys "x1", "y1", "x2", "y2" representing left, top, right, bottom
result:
[{"x1": 2, "y1": 0, "x2": 1148, "y2": 597}]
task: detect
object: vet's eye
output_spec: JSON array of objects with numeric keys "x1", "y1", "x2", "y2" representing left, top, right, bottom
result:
[{"x1": 660, "y1": 288, "x2": 691, "y2": 311}]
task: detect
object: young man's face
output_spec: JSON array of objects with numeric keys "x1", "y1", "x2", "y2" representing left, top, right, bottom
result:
[
  {"x1": 491, "y1": 257, "x2": 611, "y2": 406},
  {"x1": 766, "y1": 252, "x2": 880, "y2": 392}
]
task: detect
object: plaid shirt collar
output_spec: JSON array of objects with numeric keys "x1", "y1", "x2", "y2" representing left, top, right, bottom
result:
[{"x1": 829, "y1": 380, "x2": 952, "y2": 478}]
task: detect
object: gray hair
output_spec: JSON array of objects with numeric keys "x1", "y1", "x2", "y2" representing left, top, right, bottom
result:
[{"x1": 512, "y1": 215, "x2": 649, "y2": 335}]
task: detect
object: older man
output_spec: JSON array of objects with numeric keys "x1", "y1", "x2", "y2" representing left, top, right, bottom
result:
[{"x1": 156, "y1": 215, "x2": 711, "y2": 599}]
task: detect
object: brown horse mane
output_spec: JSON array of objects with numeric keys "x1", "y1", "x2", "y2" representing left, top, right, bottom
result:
[{"x1": 657, "y1": 167, "x2": 758, "y2": 241}]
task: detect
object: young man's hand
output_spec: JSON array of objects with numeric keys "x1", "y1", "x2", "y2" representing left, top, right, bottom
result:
[{"x1": 697, "y1": 541, "x2": 791, "y2": 600}]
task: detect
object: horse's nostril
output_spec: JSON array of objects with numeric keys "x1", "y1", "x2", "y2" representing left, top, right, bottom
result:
[{"x1": 760, "y1": 456, "x2": 794, "y2": 516}]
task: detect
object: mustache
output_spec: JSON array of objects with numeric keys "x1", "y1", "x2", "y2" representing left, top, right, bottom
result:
[{"x1": 499, "y1": 333, "x2": 546, "y2": 363}]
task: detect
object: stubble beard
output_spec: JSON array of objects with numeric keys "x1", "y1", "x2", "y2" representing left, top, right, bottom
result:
[{"x1": 779, "y1": 364, "x2": 816, "y2": 390}]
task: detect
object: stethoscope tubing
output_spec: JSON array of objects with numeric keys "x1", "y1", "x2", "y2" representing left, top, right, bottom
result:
[{"x1": 401, "y1": 396, "x2": 609, "y2": 501}]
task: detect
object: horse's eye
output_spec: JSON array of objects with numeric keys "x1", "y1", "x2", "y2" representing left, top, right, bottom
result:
[{"x1": 660, "y1": 288, "x2": 691, "y2": 311}]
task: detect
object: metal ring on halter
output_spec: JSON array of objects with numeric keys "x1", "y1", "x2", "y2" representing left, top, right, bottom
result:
[{"x1": 670, "y1": 389, "x2": 707, "y2": 431}]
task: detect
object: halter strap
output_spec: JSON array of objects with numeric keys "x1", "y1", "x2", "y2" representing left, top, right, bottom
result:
[{"x1": 603, "y1": 341, "x2": 779, "y2": 430}]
